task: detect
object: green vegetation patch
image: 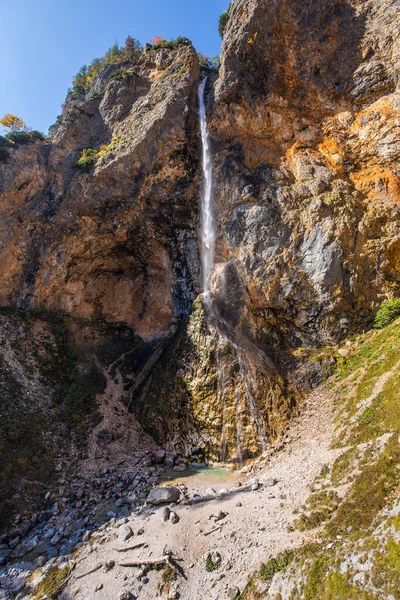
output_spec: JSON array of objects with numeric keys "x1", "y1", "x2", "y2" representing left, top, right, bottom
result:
[
  {"x1": 329, "y1": 434, "x2": 400, "y2": 537},
  {"x1": 146, "y1": 36, "x2": 191, "y2": 52},
  {"x1": 259, "y1": 551, "x2": 293, "y2": 584},
  {"x1": 374, "y1": 299, "x2": 400, "y2": 329},
  {"x1": 301, "y1": 559, "x2": 376, "y2": 600},
  {"x1": 75, "y1": 147, "x2": 99, "y2": 171},
  {"x1": 205, "y1": 556, "x2": 220, "y2": 572},
  {"x1": 108, "y1": 68, "x2": 138, "y2": 82},
  {"x1": 33, "y1": 565, "x2": 71, "y2": 599},
  {"x1": 219, "y1": 3, "x2": 232, "y2": 38}
]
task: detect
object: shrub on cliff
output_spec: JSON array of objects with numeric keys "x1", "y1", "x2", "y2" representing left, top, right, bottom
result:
[
  {"x1": 146, "y1": 36, "x2": 191, "y2": 52},
  {"x1": 71, "y1": 36, "x2": 143, "y2": 95},
  {"x1": 374, "y1": 299, "x2": 400, "y2": 328},
  {"x1": 75, "y1": 147, "x2": 98, "y2": 171},
  {"x1": 4, "y1": 130, "x2": 45, "y2": 145},
  {"x1": 108, "y1": 68, "x2": 138, "y2": 82},
  {"x1": 218, "y1": 3, "x2": 232, "y2": 38}
]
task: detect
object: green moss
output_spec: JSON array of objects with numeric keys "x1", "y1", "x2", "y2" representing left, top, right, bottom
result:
[
  {"x1": 259, "y1": 552, "x2": 293, "y2": 583},
  {"x1": 205, "y1": 556, "x2": 220, "y2": 572},
  {"x1": 371, "y1": 536, "x2": 400, "y2": 595},
  {"x1": 33, "y1": 566, "x2": 71, "y2": 599},
  {"x1": 302, "y1": 564, "x2": 376, "y2": 600}
]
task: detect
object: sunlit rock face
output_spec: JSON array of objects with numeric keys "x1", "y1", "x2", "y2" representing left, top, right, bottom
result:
[
  {"x1": 0, "y1": 45, "x2": 201, "y2": 338},
  {"x1": 210, "y1": 0, "x2": 400, "y2": 349}
]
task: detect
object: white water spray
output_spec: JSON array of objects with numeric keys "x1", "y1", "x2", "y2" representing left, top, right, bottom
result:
[{"x1": 198, "y1": 78, "x2": 215, "y2": 294}]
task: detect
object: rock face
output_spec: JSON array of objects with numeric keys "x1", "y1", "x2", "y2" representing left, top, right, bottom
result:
[
  {"x1": 0, "y1": 0, "x2": 399, "y2": 526},
  {"x1": 211, "y1": 0, "x2": 400, "y2": 345}
]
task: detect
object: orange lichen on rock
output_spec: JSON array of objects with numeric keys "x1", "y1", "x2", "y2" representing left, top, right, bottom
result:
[{"x1": 350, "y1": 165, "x2": 400, "y2": 201}]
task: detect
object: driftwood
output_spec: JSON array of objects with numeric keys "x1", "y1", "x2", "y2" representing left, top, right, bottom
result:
[
  {"x1": 203, "y1": 525, "x2": 222, "y2": 536},
  {"x1": 120, "y1": 552, "x2": 186, "y2": 578},
  {"x1": 120, "y1": 555, "x2": 171, "y2": 568},
  {"x1": 113, "y1": 542, "x2": 147, "y2": 552},
  {"x1": 75, "y1": 563, "x2": 102, "y2": 579}
]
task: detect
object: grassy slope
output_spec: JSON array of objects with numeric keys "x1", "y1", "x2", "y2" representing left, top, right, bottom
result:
[{"x1": 240, "y1": 319, "x2": 400, "y2": 599}]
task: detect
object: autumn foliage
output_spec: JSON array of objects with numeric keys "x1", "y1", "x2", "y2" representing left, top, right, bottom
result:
[{"x1": 0, "y1": 114, "x2": 26, "y2": 132}]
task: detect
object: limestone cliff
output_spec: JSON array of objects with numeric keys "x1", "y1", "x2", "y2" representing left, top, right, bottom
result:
[{"x1": 0, "y1": 0, "x2": 399, "y2": 529}]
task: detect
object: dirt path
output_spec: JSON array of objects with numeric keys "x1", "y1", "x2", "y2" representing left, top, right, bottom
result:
[{"x1": 60, "y1": 385, "x2": 340, "y2": 600}]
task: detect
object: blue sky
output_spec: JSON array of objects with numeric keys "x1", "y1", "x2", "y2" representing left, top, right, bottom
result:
[{"x1": 0, "y1": 0, "x2": 227, "y2": 134}]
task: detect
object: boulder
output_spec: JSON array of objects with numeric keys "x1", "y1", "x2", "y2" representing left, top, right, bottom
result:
[
  {"x1": 152, "y1": 450, "x2": 166, "y2": 464},
  {"x1": 146, "y1": 486, "x2": 181, "y2": 505}
]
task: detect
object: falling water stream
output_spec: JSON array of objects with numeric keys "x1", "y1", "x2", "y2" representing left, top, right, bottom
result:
[
  {"x1": 198, "y1": 78, "x2": 215, "y2": 295},
  {"x1": 198, "y1": 79, "x2": 268, "y2": 463}
]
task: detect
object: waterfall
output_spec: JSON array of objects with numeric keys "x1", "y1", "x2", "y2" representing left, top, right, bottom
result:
[
  {"x1": 198, "y1": 78, "x2": 215, "y2": 295},
  {"x1": 197, "y1": 77, "x2": 269, "y2": 464}
]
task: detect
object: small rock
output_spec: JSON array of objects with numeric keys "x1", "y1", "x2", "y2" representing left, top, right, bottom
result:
[
  {"x1": 264, "y1": 478, "x2": 278, "y2": 487},
  {"x1": 119, "y1": 591, "x2": 133, "y2": 600},
  {"x1": 169, "y1": 511, "x2": 179, "y2": 524},
  {"x1": 137, "y1": 528, "x2": 145, "y2": 536},
  {"x1": 162, "y1": 507, "x2": 171, "y2": 522},
  {"x1": 250, "y1": 478, "x2": 259, "y2": 491},
  {"x1": 44, "y1": 528, "x2": 55, "y2": 539},
  {"x1": 9, "y1": 536, "x2": 20, "y2": 548},
  {"x1": 96, "y1": 583, "x2": 104, "y2": 592},
  {"x1": 34, "y1": 555, "x2": 47, "y2": 568},
  {"x1": 119, "y1": 525, "x2": 134, "y2": 542},
  {"x1": 152, "y1": 449, "x2": 166, "y2": 464},
  {"x1": 164, "y1": 457, "x2": 174, "y2": 467},
  {"x1": 104, "y1": 560, "x2": 115, "y2": 572},
  {"x1": 236, "y1": 502, "x2": 243, "y2": 507},
  {"x1": 82, "y1": 530, "x2": 91, "y2": 543},
  {"x1": 173, "y1": 464, "x2": 187, "y2": 472},
  {"x1": 216, "y1": 511, "x2": 227, "y2": 521},
  {"x1": 50, "y1": 534, "x2": 62, "y2": 546},
  {"x1": 228, "y1": 586, "x2": 241, "y2": 599}
]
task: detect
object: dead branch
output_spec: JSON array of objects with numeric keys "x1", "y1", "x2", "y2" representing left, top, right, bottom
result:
[
  {"x1": 113, "y1": 543, "x2": 147, "y2": 552},
  {"x1": 203, "y1": 525, "x2": 222, "y2": 536},
  {"x1": 75, "y1": 563, "x2": 102, "y2": 579}
]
